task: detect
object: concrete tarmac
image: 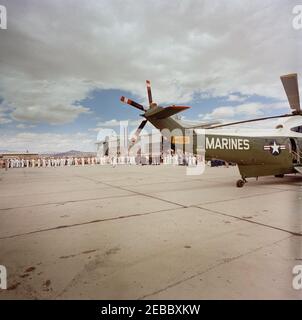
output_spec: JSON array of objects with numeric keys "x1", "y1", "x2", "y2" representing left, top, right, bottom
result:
[{"x1": 0, "y1": 165, "x2": 301, "y2": 299}]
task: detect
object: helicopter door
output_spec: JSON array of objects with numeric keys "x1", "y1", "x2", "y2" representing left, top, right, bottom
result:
[{"x1": 290, "y1": 138, "x2": 300, "y2": 164}]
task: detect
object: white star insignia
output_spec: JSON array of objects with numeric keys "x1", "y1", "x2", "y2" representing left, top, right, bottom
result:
[{"x1": 271, "y1": 141, "x2": 280, "y2": 154}]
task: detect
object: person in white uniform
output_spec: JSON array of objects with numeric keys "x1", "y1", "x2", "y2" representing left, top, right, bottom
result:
[{"x1": 112, "y1": 156, "x2": 117, "y2": 167}]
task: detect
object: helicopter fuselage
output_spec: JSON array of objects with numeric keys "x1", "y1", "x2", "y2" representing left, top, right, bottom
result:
[
  {"x1": 147, "y1": 114, "x2": 302, "y2": 179},
  {"x1": 121, "y1": 74, "x2": 301, "y2": 186}
]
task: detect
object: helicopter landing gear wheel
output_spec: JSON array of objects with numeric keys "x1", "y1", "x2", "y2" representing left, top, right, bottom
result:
[
  {"x1": 236, "y1": 179, "x2": 245, "y2": 188},
  {"x1": 275, "y1": 174, "x2": 284, "y2": 178}
]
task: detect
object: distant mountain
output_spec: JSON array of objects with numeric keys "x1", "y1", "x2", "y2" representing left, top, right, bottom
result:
[
  {"x1": 42, "y1": 150, "x2": 96, "y2": 157},
  {"x1": 1, "y1": 149, "x2": 96, "y2": 157},
  {"x1": 0, "y1": 149, "x2": 14, "y2": 153}
]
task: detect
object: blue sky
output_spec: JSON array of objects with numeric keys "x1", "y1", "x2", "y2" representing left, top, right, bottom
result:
[
  {"x1": 0, "y1": 85, "x2": 291, "y2": 152},
  {"x1": 0, "y1": 0, "x2": 300, "y2": 152},
  {"x1": 1, "y1": 87, "x2": 289, "y2": 133}
]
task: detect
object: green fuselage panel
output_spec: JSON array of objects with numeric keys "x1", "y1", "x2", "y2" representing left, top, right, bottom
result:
[
  {"x1": 147, "y1": 116, "x2": 301, "y2": 178},
  {"x1": 203, "y1": 134, "x2": 297, "y2": 177}
]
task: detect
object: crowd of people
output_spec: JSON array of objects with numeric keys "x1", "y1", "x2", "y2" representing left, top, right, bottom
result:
[
  {"x1": 162, "y1": 152, "x2": 201, "y2": 166},
  {"x1": 4, "y1": 156, "x2": 100, "y2": 169},
  {"x1": 2, "y1": 151, "x2": 206, "y2": 169}
]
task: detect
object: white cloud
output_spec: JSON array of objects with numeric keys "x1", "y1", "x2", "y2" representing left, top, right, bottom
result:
[
  {"x1": 227, "y1": 94, "x2": 247, "y2": 102},
  {"x1": 0, "y1": 102, "x2": 12, "y2": 124},
  {"x1": 0, "y1": 0, "x2": 300, "y2": 126},
  {"x1": 91, "y1": 119, "x2": 157, "y2": 141},
  {"x1": 0, "y1": 132, "x2": 96, "y2": 153},
  {"x1": 16, "y1": 123, "x2": 36, "y2": 129},
  {"x1": 96, "y1": 119, "x2": 141, "y2": 128},
  {"x1": 0, "y1": 75, "x2": 91, "y2": 124},
  {"x1": 0, "y1": 114, "x2": 12, "y2": 124}
]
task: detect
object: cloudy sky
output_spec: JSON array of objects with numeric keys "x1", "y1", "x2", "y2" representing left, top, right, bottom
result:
[{"x1": 0, "y1": 0, "x2": 301, "y2": 152}]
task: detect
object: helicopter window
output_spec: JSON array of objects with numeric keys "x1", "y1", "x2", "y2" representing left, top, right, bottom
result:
[{"x1": 290, "y1": 126, "x2": 302, "y2": 133}]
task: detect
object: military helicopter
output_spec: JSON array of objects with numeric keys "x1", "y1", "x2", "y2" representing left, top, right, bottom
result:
[{"x1": 120, "y1": 74, "x2": 302, "y2": 187}]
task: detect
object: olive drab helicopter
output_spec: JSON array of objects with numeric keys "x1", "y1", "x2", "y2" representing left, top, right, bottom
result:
[{"x1": 120, "y1": 74, "x2": 302, "y2": 187}]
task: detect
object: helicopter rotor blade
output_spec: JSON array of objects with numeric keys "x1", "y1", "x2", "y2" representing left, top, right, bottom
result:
[
  {"x1": 146, "y1": 80, "x2": 153, "y2": 107},
  {"x1": 280, "y1": 73, "x2": 301, "y2": 114},
  {"x1": 120, "y1": 96, "x2": 146, "y2": 111},
  {"x1": 129, "y1": 120, "x2": 148, "y2": 149},
  {"x1": 207, "y1": 114, "x2": 296, "y2": 129}
]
